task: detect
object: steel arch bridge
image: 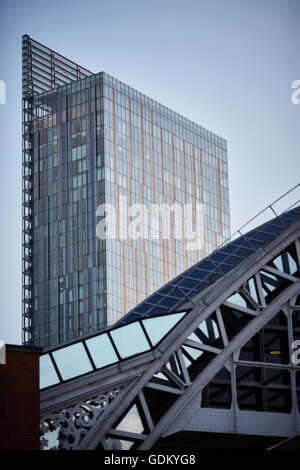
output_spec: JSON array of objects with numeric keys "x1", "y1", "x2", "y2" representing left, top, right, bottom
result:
[{"x1": 40, "y1": 206, "x2": 300, "y2": 450}]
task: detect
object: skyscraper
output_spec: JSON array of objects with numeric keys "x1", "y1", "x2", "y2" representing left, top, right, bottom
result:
[{"x1": 22, "y1": 35, "x2": 230, "y2": 348}]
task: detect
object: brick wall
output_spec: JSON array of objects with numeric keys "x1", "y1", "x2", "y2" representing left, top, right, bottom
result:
[{"x1": 0, "y1": 345, "x2": 40, "y2": 450}]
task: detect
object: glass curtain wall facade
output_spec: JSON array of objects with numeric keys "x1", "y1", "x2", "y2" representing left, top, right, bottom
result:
[
  {"x1": 31, "y1": 76, "x2": 105, "y2": 347},
  {"x1": 103, "y1": 73, "x2": 230, "y2": 325},
  {"x1": 23, "y1": 37, "x2": 230, "y2": 348}
]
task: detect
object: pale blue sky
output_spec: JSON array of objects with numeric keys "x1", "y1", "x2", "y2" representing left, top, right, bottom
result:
[{"x1": 0, "y1": 0, "x2": 299, "y2": 343}]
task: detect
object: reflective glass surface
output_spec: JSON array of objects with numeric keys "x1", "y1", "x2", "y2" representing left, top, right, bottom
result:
[
  {"x1": 28, "y1": 68, "x2": 231, "y2": 348},
  {"x1": 85, "y1": 333, "x2": 118, "y2": 368},
  {"x1": 110, "y1": 322, "x2": 150, "y2": 359},
  {"x1": 52, "y1": 342, "x2": 93, "y2": 380},
  {"x1": 142, "y1": 312, "x2": 186, "y2": 346},
  {"x1": 40, "y1": 354, "x2": 60, "y2": 389},
  {"x1": 103, "y1": 72, "x2": 230, "y2": 326}
]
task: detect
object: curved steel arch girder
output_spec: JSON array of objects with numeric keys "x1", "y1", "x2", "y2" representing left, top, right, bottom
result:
[{"x1": 139, "y1": 279, "x2": 300, "y2": 449}]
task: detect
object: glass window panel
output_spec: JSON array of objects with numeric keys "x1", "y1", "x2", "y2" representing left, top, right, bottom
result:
[
  {"x1": 39, "y1": 354, "x2": 60, "y2": 389},
  {"x1": 52, "y1": 342, "x2": 93, "y2": 380},
  {"x1": 85, "y1": 333, "x2": 118, "y2": 369},
  {"x1": 142, "y1": 312, "x2": 186, "y2": 346},
  {"x1": 110, "y1": 322, "x2": 150, "y2": 358}
]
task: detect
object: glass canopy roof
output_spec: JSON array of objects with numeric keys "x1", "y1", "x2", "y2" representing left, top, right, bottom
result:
[{"x1": 40, "y1": 312, "x2": 186, "y2": 389}]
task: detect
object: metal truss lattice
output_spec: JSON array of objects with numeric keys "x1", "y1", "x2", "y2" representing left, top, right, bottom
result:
[{"x1": 40, "y1": 217, "x2": 300, "y2": 449}]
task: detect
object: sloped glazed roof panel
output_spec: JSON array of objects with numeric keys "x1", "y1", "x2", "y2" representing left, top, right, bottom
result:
[{"x1": 116, "y1": 206, "x2": 300, "y2": 326}]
